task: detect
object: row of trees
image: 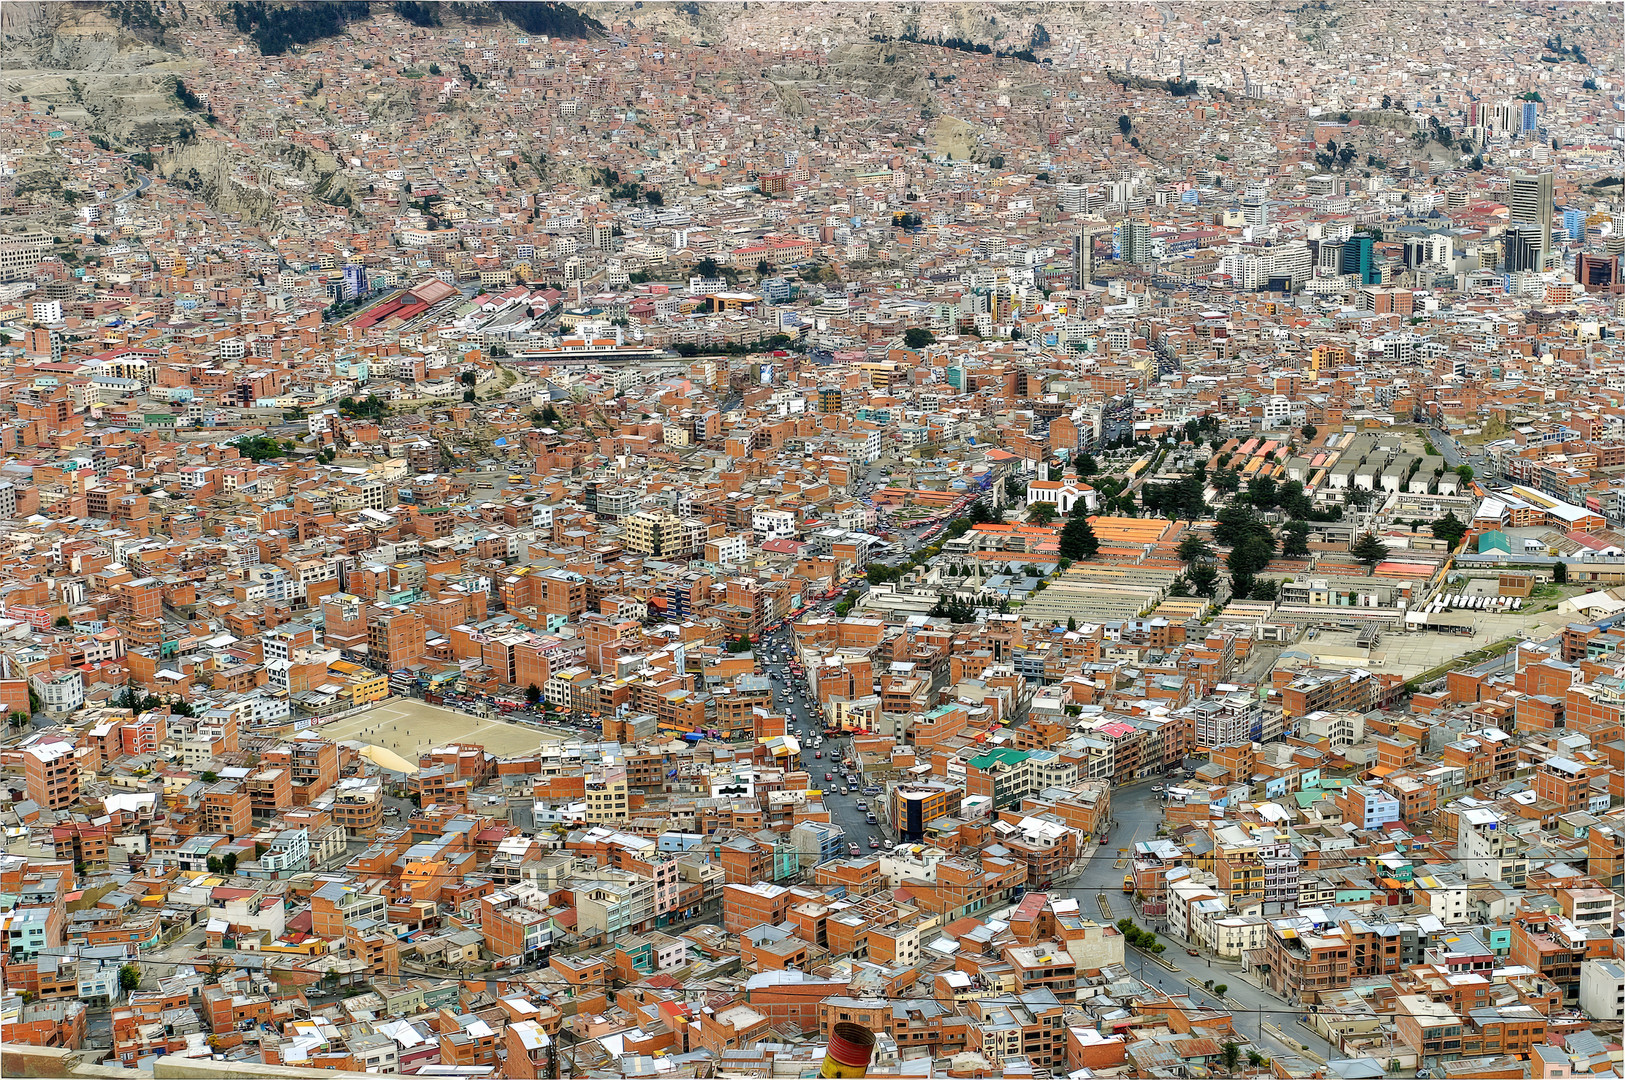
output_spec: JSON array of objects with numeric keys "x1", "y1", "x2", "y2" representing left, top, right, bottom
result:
[
  {"x1": 1115, "y1": 918, "x2": 1165, "y2": 954},
  {"x1": 928, "y1": 593, "x2": 981, "y2": 623}
]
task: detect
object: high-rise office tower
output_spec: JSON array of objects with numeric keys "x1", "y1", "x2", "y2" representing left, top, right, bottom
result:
[
  {"x1": 1073, "y1": 229, "x2": 1095, "y2": 288},
  {"x1": 1339, "y1": 233, "x2": 1379, "y2": 284},
  {"x1": 1242, "y1": 188, "x2": 1269, "y2": 227},
  {"x1": 1508, "y1": 170, "x2": 1554, "y2": 268},
  {"x1": 1562, "y1": 207, "x2": 1583, "y2": 241},
  {"x1": 1119, "y1": 219, "x2": 1152, "y2": 266},
  {"x1": 1057, "y1": 182, "x2": 1090, "y2": 213},
  {"x1": 1504, "y1": 224, "x2": 1543, "y2": 272}
]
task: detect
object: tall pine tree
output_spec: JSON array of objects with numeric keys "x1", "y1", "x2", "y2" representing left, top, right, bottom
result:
[{"x1": 1059, "y1": 515, "x2": 1099, "y2": 560}]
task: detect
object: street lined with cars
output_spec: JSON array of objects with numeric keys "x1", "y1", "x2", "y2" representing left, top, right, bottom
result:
[{"x1": 754, "y1": 620, "x2": 889, "y2": 857}]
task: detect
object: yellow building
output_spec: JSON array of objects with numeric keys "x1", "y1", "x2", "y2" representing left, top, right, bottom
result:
[{"x1": 331, "y1": 660, "x2": 388, "y2": 706}]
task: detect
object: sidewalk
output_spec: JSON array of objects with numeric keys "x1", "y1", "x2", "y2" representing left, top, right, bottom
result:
[{"x1": 1156, "y1": 923, "x2": 1244, "y2": 971}]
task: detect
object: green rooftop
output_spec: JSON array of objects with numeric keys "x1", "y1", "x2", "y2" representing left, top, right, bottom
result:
[{"x1": 969, "y1": 747, "x2": 1030, "y2": 770}]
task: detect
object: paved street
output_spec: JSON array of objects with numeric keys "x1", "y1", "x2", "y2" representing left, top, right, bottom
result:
[
  {"x1": 1062, "y1": 781, "x2": 1335, "y2": 1065},
  {"x1": 1431, "y1": 427, "x2": 1488, "y2": 478},
  {"x1": 755, "y1": 622, "x2": 888, "y2": 863},
  {"x1": 114, "y1": 169, "x2": 152, "y2": 202}
]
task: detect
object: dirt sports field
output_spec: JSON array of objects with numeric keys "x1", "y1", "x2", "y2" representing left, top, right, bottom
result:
[{"x1": 313, "y1": 699, "x2": 566, "y2": 760}]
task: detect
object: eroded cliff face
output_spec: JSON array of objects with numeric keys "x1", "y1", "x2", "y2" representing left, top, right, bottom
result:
[
  {"x1": 2, "y1": 2, "x2": 200, "y2": 143},
  {"x1": 1, "y1": 2, "x2": 181, "y2": 72},
  {"x1": 159, "y1": 139, "x2": 280, "y2": 225},
  {"x1": 1, "y1": 3, "x2": 369, "y2": 226},
  {"x1": 158, "y1": 139, "x2": 362, "y2": 227},
  {"x1": 579, "y1": 1, "x2": 1095, "y2": 56}
]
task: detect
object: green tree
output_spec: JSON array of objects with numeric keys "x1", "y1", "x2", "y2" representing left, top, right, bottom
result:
[
  {"x1": 1213, "y1": 504, "x2": 1270, "y2": 549},
  {"x1": 1177, "y1": 534, "x2": 1213, "y2": 565},
  {"x1": 1058, "y1": 515, "x2": 1099, "y2": 560},
  {"x1": 1227, "y1": 534, "x2": 1275, "y2": 594},
  {"x1": 1220, "y1": 1041, "x2": 1240, "y2": 1073},
  {"x1": 1350, "y1": 531, "x2": 1389, "y2": 572},
  {"x1": 1431, "y1": 511, "x2": 1467, "y2": 549},
  {"x1": 929, "y1": 592, "x2": 977, "y2": 624},
  {"x1": 903, "y1": 327, "x2": 935, "y2": 349},
  {"x1": 1027, "y1": 502, "x2": 1057, "y2": 526},
  {"x1": 1282, "y1": 520, "x2": 1311, "y2": 557},
  {"x1": 459, "y1": 370, "x2": 478, "y2": 386},
  {"x1": 1456, "y1": 464, "x2": 1475, "y2": 482},
  {"x1": 222, "y1": 852, "x2": 237, "y2": 874},
  {"x1": 1075, "y1": 452, "x2": 1098, "y2": 476},
  {"x1": 1214, "y1": 983, "x2": 1228, "y2": 997},
  {"x1": 1118, "y1": 114, "x2": 1132, "y2": 136},
  {"x1": 53, "y1": 615, "x2": 71, "y2": 629},
  {"x1": 1066, "y1": 616, "x2": 1077, "y2": 631},
  {"x1": 231, "y1": 435, "x2": 287, "y2": 462},
  {"x1": 463, "y1": 389, "x2": 477, "y2": 402},
  {"x1": 540, "y1": 405, "x2": 561, "y2": 426},
  {"x1": 200, "y1": 771, "x2": 218, "y2": 783},
  {"x1": 1301, "y1": 423, "x2": 1317, "y2": 441},
  {"x1": 525, "y1": 683, "x2": 541, "y2": 705},
  {"x1": 206, "y1": 856, "x2": 222, "y2": 874},
  {"x1": 1190, "y1": 563, "x2": 1219, "y2": 597},
  {"x1": 9, "y1": 711, "x2": 28, "y2": 728},
  {"x1": 1554, "y1": 561, "x2": 1568, "y2": 584},
  {"x1": 694, "y1": 257, "x2": 721, "y2": 279},
  {"x1": 1276, "y1": 479, "x2": 1313, "y2": 520},
  {"x1": 119, "y1": 963, "x2": 141, "y2": 994},
  {"x1": 1246, "y1": 473, "x2": 1278, "y2": 510}
]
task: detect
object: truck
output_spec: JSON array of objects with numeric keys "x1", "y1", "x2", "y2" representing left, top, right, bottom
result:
[{"x1": 1122, "y1": 873, "x2": 1134, "y2": 893}]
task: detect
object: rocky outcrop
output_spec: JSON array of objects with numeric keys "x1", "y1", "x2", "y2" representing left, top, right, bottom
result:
[
  {"x1": 158, "y1": 137, "x2": 362, "y2": 226},
  {"x1": 580, "y1": 1, "x2": 1081, "y2": 56},
  {"x1": 160, "y1": 139, "x2": 280, "y2": 225},
  {"x1": 2, "y1": 3, "x2": 198, "y2": 146},
  {"x1": 1, "y1": 2, "x2": 180, "y2": 71}
]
